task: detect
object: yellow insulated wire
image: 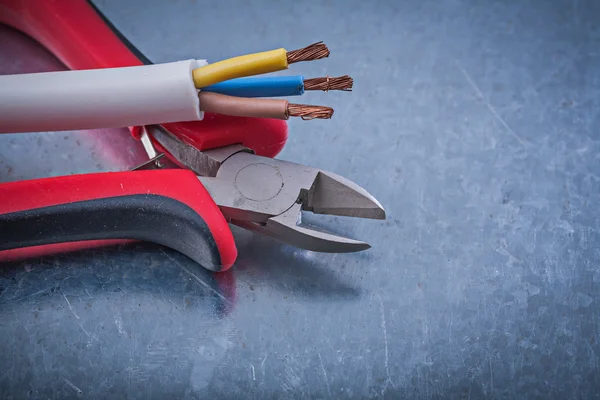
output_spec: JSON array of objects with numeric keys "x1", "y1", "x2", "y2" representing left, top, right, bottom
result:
[{"x1": 192, "y1": 48, "x2": 288, "y2": 88}]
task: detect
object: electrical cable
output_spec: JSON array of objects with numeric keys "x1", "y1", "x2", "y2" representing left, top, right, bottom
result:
[
  {"x1": 0, "y1": 43, "x2": 338, "y2": 133},
  {"x1": 198, "y1": 92, "x2": 333, "y2": 120},
  {"x1": 192, "y1": 42, "x2": 330, "y2": 88},
  {"x1": 0, "y1": 60, "x2": 206, "y2": 133},
  {"x1": 203, "y1": 75, "x2": 353, "y2": 97}
]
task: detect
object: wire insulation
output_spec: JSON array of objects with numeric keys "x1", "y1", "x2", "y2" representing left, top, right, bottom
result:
[
  {"x1": 0, "y1": 60, "x2": 206, "y2": 133},
  {"x1": 203, "y1": 76, "x2": 305, "y2": 97},
  {"x1": 198, "y1": 92, "x2": 333, "y2": 120},
  {"x1": 192, "y1": 48, "x2": 287, "y2": 88},
  {"x1": 192, "y1": 42, "x2": 330, "y2": 88},
  {"x1": 199, "y1": 92, "x2": 288, "y2": 120},
  {"x1": 203, "y1": 75, "x2": 353, "y2": 97}
]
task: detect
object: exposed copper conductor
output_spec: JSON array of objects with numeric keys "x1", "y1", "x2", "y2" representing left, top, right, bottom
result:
[
  {"x1": 287, "y1": 103, "x2": 334, "y2": 120},
  {"x1": 304, "y1": 75, "x2": 353, "y2": 92},
  {"x1": 286, "y1": 42, "x2": 330, "y2": 64}
]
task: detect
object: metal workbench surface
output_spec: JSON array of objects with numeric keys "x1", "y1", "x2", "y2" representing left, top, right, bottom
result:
[{"x1": 1, "y1": 0, "x2": 599, "y2": 398}]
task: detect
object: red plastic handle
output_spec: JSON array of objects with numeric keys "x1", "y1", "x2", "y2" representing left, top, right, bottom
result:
[
  {"x1": 0, "y1": 0, "x2": 288, "y2": 157},
  {"x1": 0, "y1": 170, "x2": 238, "y2": 271}
]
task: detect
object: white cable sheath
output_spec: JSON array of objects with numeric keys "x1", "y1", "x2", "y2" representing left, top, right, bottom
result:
[{"x1": 0, "y1": 59, "x2": 207, "y2": 133}]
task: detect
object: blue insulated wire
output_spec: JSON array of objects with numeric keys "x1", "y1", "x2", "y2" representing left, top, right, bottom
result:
[{"x1": 202, "y1": 76, "x2": 305, "y2": 97}]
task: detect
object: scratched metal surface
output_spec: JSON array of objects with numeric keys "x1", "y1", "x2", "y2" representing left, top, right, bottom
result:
[{"x1": 1, "y1": 0, "x2": 599, "y2": 398}]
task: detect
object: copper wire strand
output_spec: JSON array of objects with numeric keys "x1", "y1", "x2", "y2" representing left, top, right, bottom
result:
[
  {"x1": 286, "y1": 42, "x2": 330, "y2": 64},
  {"x1": 287, "y1": 103, "x2": 334, "y2": 120},
  {"x1": 304, "y1": 75, "x2": 353, "y2": 92}
]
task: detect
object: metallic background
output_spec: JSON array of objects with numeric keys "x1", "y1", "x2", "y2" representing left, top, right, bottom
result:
[{"x1": 1, "y1": 0, "x2": 599, "y2": 398}]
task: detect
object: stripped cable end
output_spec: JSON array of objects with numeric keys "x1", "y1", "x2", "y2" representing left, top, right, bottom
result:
[
  {"x1": 287, "y1": 103, "x2": 334, "y2": 120},
  {"x1": 286, "y1": 42, "x2": 330, "y2": 64},
  {"x1": 304, "y1": 75, "x2": 353, "y2": 92}
]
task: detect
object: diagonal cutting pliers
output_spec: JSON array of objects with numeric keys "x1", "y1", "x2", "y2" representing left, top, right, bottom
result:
[
  {"x1": 0, "y1": 0, "x2": 386, "y2": 271},
  {"x1": 0, "y1": 125, "x2": 385, "y2": 271}
]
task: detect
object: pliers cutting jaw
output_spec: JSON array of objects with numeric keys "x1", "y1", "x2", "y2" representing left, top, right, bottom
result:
[
  {"x1": 145, "y1": 126, "x2": 386, "y2": 253},
  {"x1": 201, "y1": 150, "x2": 386, "y2": 253}
]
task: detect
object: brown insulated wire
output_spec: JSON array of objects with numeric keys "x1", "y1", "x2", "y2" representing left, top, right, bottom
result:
[
  {"x1": 199, "y1": 92, "x2": 288, "y2": 119},
  {"x1": 199, "y1": 92, "x2": 333, "y2": 120}
]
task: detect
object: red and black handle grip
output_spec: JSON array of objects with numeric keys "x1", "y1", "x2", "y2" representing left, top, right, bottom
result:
[
  {"x1": 0, "y1": 0, "x2": 291, "y2": 266},
  {"x1": 0, "y1": 170, "x2": 237, "y2": 272},
  {"x1": 0, "y1": 0, "x2": 289, "y2": 157}
]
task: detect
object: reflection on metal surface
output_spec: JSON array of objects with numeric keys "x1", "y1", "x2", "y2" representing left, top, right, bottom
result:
[{"x1": 0, "y1": 243, "x2": 238, "y2": 394}]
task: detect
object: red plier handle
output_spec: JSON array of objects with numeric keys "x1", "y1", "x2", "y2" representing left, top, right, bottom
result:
[
  {"x1": 0, "y1": 170, "x2": 237, "y2": 271},
  {"x1": 0, "y1": 0, "x2": 288, "y2": 157},
  {"x1": 0, "y1": 0, "x2": 288, "y2": 269}
]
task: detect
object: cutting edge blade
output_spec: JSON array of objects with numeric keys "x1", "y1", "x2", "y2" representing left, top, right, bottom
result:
[
  {"x1": 305, "y1": 170, "x2": 386, "y2": 220},
  {"x1": 231, "y1": 203, "x2": 372, "y2": 253}
]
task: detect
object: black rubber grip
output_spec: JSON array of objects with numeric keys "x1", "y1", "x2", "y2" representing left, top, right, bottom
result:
[{"x1": 0, "y1": 194, "x2": 222, "y2": 270}]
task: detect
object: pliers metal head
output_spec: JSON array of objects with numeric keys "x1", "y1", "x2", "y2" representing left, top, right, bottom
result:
[{"x1": 143, "y1": 125, "x2": 385, "y2": 253}]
